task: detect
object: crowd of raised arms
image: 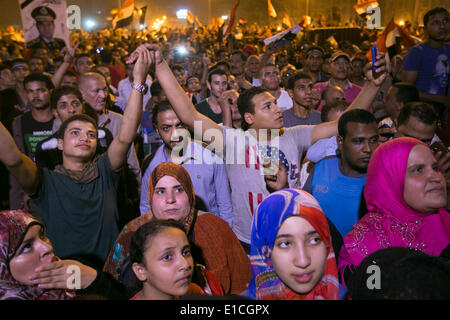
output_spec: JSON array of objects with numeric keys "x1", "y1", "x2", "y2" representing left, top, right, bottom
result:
[{"x1": 0, "y1": 6, "x2": 449, "y2": 301}]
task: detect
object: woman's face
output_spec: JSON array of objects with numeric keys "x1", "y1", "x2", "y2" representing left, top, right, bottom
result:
[
  {"x1": 271, "y1": 216, "x2": 327, "y2": 295},
  {"x1": 133, "y1": 227, "x2": 193, "y2": 299},
  {"x1": 151, "y1": 176, "x2": 190, "y2": 222},
  {"x1": 403, "y1": 144, "x2": 447, "y2": 213},
  {"x1": 9, "y1": 225, "x2": 55, "y2": 285}
]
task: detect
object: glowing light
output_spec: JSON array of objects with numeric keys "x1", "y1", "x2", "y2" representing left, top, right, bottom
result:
[
  {"x1": 84, "y1": 19, "x2": 96, "y2": 30},
  {"x1": 176, "y1": 9, "x2": 188, "y2": 20},
  {"x1": 221, "y1": 15, "x2": 228, "y2": 20},
  {"x1": 277, "y1": 26, "x2": 282, "y2": 31},
  {"x1": 398, "y1": 20, "x2": 405, "y2": 26},
  {"x1": 177, "y1": 46, "x2": 187, "y2": 55},
  {"x1": 152, "y1": 16, "x2": 167, "y2": 31}
]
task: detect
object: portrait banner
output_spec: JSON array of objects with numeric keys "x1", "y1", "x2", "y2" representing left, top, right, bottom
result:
[{"x1": 19, "y1": 0, "x2": 71, "y2": 49}]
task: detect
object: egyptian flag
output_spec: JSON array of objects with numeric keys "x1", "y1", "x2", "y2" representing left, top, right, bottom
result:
[
  {"x1": 223, "y1": 0, "x2": 240, "y2": 40},
  {"x1": 195, "y1": 15, "x2": 203, "y2": 27},
  {"x1": 353, "y1": 0, "x2": 379, "y2": 15},
  {"x1": 186, "y1": 11, "x2": 194, "y2": 25},
  {"x1": 366, "y1": 17, "x2": 418, "y2": 61},
  {"x1": 268, "y1": 0, "x2": 277, "y2": 18},
  {"x1": 112, "y1": 0, "x2": 135, "y2": 29},
  {"x1": 282, "y1": 13, "x2": 292, "y2": 28}
]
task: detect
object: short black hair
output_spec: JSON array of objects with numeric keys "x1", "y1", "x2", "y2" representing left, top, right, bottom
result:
[
  {"x1": 231, "y1": 50, "x2": 247, "y2": 62},
  {"x1": 321, "y1": 100, "x2": 349, "y2": 122},
  {"x1": 207, "y1": 68, "x2": 227, "y2": 84},
  {"x1": 57, "y1": 113, "x2": 98, "y2": 140},
  {"x1": 213, "y1": 61, "x2": 231, "y2": 72},
  {"x1": 50, "y1": 85, "x2": 83, "y2": 110},
  {"x1": 99, "y1": 48, "x2": 113, "y2": 64},
  {"x1": 23, "y1": 73, "x2": 54, "y2": 90},
  {"x1": 423, "y1": 7, "x2": 449, "y2": 26},
  {"x1": 286, "y1": 71, "x2": 312, "y2": 90},
  {"x1": 152, "y1": 100, "x2": 174, "y2": 125},
  {"x1": 397, "y1": 102, "x2": 438, "y2": 127},
  {"x1": 150, "y1": 80, "x2": 164, "y2": 97},
  {"x1": 170, "y1": 64, "x2": 185, "y2": 73},
  {"x1": 338, "y1": 109, "x2": 376, "y2": 138},
  {"x1": 391, "y1": 82, "x2": 419, "y2": 104},
  {"x1": 305, "y1": 46, "x2": 325, "y2": 58},
  {"x1": 237, "y1": 87, "x2": 269, "y2": 131},
  {"x1": 130, "y1": 219, "x2": 186, "y2": 266}
]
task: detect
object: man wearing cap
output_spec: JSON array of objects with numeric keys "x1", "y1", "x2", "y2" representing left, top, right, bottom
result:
[
  {"x1": 300, "y1": 46, "x2": 329, "y2": 84},
  {"x1": 313, "y1": 51, "x2": 362, "y2": 111},
  {"x1": 26, "y1": 6, "x2": 66, "y2": 54}
]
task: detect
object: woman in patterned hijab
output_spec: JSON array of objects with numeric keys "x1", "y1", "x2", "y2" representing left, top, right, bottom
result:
[
  {"x1": 0, "y1": 210, "x2": 69, "y2": 300},
  {"x1": 247, "y1": 189, "x2": 339, "y2": 300}
]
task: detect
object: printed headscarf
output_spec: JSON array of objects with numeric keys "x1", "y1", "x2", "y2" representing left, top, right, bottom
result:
[
  {"x1": 248, "y1": 189, "x2": 339, "y2": 300},
  {"x1": 0, "y1": 210, "x2": 68, "y2": 300}
]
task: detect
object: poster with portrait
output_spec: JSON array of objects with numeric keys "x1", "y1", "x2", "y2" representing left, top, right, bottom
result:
[{"x1": 18, "y1": 0, "x2": 71, "y2": 49}]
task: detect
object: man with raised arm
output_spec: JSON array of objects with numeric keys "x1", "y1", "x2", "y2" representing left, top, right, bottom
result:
[
  {"x1": 144, "y1": 44, "x2": 386, "y2": 253},
  {"x1": 0, "y1": 45, "x2": 152, "y2": 268}
]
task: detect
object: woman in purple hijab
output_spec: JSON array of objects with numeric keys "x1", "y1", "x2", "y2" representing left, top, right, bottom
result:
[{"x1": 338, "y1": 137, "x2": 450, "y2": 285}]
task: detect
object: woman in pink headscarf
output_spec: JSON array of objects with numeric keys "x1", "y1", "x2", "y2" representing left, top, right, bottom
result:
[{"x1": 338, "y1": 137, "x2": 450, "y2": 285}]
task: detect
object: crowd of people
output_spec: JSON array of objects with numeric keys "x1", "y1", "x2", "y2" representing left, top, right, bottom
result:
[{"x1": 0, "y1": 5, "x2": 449, "y2": 301}]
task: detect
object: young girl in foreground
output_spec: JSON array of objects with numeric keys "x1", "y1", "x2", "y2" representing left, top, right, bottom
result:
[{"x1": 130, "y1": 219, "x2": 203, "y2": 300}]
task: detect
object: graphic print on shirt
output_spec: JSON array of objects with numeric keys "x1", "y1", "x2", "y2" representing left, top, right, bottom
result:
[
  {"x1": 430, "y1": 53, "x2": 449, "y2": 94},
  {"x1": 245, "y1": 144, "x2": 296, "y2": 215}
]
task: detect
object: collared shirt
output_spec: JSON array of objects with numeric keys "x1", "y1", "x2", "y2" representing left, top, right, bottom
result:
[
  {"x1": 314, "y1": 80, "x2": 362, "y2": 111},
  {"x1": 116, "y1": 77, "x2": 152, "y2": 112},
  {"x1": 140, "y1": 141, "x2": 234, "y2": 227}
]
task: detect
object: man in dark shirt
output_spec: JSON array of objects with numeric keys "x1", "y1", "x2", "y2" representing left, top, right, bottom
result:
[{"x1": 194, "y1": 68, "x2": 228, "y2": 124}]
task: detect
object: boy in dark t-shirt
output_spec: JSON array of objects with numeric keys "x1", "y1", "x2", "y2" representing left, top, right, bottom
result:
[{"x1": 0, "y1": 45, "x2": 152, "y2": 266}]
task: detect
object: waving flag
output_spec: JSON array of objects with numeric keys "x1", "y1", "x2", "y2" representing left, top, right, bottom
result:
[
  {"x1": 186, "y1": 11, "x2": 194, "y2": 25},
  {"x1": 282, "y1": 13, "x2": 292, "y2": 28},
  {"x1": 366, "y1": 17, "x2": 418, "y2": 61},
  {"x1": 353, "y1": 0, "x2": 379, "y2": 15},
  {"x1": 112, "y1": 0, "x2": 135, "y2": 29},
  {"x1": 223, "y1": 0, "x2": 240, "y2": 40},
  {"x1": 267, "y1": 0, "x2": 277, "y2": 18}
]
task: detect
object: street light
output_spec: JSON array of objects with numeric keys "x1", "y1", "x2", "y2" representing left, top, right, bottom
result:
[
  {"x1": 176, "y1": 9, "x2": 188, "y2": 20},
  {"x1": 84, "y1": 19, "x2": 96, "y2": 30}
]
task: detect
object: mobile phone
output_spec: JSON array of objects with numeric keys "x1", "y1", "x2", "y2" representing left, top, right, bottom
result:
[
  {"x1": 379, "y1": 124, "x2": 395, "y2": 139},
  {"x1": 371, "y1": 43, "x2": 381, "y2": 79},
  {"x1": 430, "y1": 141, "x2": 448, "y2": 155}
]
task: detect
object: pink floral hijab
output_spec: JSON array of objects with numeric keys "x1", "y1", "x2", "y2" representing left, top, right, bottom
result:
[
  {"x1": 0, "y1": 210, "x2": 69, "y2": 300},
  {"x1": 338, "y1": 138, "x2": 450, "y2": 284}
]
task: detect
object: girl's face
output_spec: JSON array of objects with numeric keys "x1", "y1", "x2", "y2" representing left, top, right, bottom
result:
[
  {"x1": 133, "y1": 227, "x2": 194, "y2": 300},
  {"x1": 271, "y1": 216, "x2": 328, "y2": 295},
  {"x1": 9, "y1": 225, "x2": 56, "y2": 285},
  {"x1": 403, "y1": 144, "x2": 447, "y2": 213}
]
